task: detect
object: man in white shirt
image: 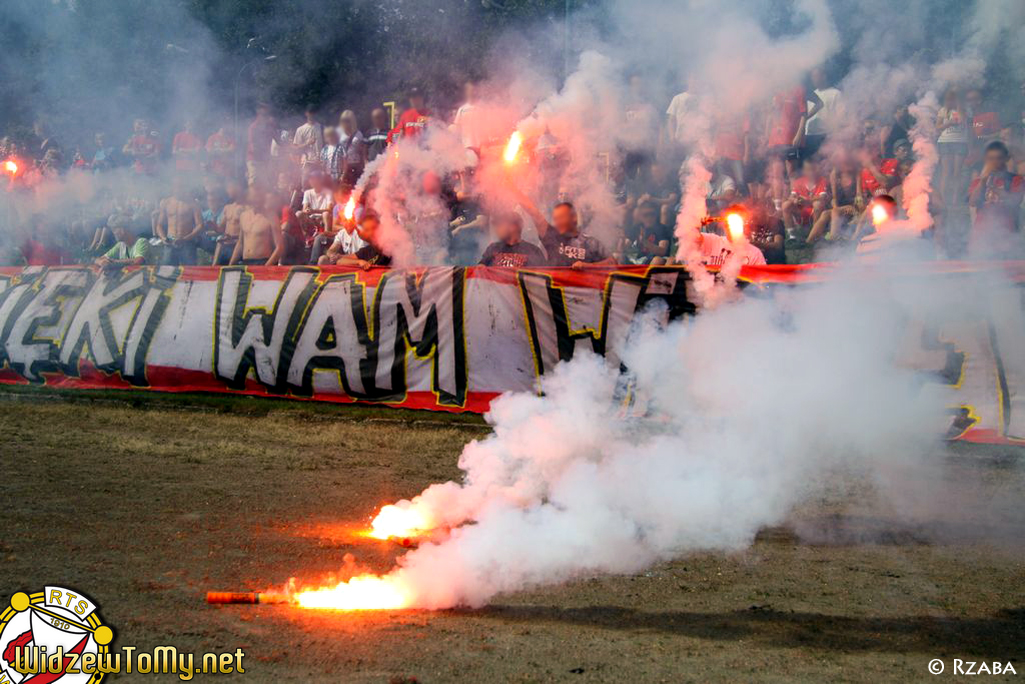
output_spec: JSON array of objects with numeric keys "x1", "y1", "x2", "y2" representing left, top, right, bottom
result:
[
  {"x1": 298, "y1": 170, "x2": 334, "y2": 235},
  {"x1": 319, "y1": 216, "x2": 367, "y2": 265},
  {"x1": 293, "y1": 106, "x2": 324, "y2": 181},
  {"x1": 453, "y1": 80, "x2": 486, "y2": 151},
  {"x1": 664, "y1": 77, "x2": 695, "y2": 153},
  {"x1": 804, "y1": 67, "x2": 842, "y2": 158},
  {"x1": 698, "y1": 231, "x2": 766, "y2": 267}
]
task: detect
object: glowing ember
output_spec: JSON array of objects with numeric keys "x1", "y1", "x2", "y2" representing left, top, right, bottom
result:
[
  {"x1": 503, "y1": 131, "x2": 523, "y2": 164},
  {"x1": 295, "y1": 574, "x2": 411, "y2": 610},
  {"x1": 3, "y1": 160, "x2": 17, "y2": 175},
  {"x1": 369, "y1": 504, "x2": 433, "y2": 540},
  {"x1": 343, "y1": 195, "x2": 356, "y2": 221},
  {"x1": 871, "y1": 203, "x2": 889, "y2": 226},
  {"x1": 725, "y1": 212, "x2": 745, "y2": 242}
]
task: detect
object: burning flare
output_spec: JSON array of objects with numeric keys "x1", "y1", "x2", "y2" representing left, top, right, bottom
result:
[
  {"x1": 369, "y1": 504, "x2": 434, "y2": 540},
  {"x1": 871, "y1": 202, "x2": 890, "y2": 226},
  {"x1": 3, "y1": 159, "x2": 17, "y2": 175},
  {"x1": 295, "y1": 574, "x2": 412, "y2": 610},
  {"x1": 343, "y1": 195, "x2": 356, "y2": 221},
  {"x1": 503, "y1": 131, "x2": 523, "y2": 164},
  {"x1": 725, "y1": 211, "x2": 745, "y2": 242}
]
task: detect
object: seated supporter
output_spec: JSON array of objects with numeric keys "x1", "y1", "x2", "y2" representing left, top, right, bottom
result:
[
  {"x1": 512, "y1": 188, "x2": 614, "y2": 268},
  {"x1": 627, "y1": 161, "x2": 680, "y2": 227},
  {"x1": 95, "y1": 217, "x2": 149, "y2": 268},
  {"x1": 859, "y1": 146, "x2": 900, "y2": 200},
  {"x1": 696, "y1": 227, "x2": 767, "y2": 267},
  {"x1": 620, "y1": 200, "x2": 671, "y2": 263},
  {"x1": 318, "y1": 201, "x2": 367, "y2": 266},
  {"x1": 478, "y1": 212, "x2": 547, "y2": 268},
  {"x1": 967, "y1": 141, "x2": 1025, "y2": 258},
  {"x1": 782, "y1": 158, "x2": 828, "y2": 240},
  {"x1": 808, "y1": 159, "x2": 861, "y2": 244},
  {"x1": 743, "y1": 198, "x2": 786, "y2": 264},
  {"x1": 704, "y1": 163, "x2": 737, "y2": 217},
  {"x1": 336, "y1": 212, "x2": 391, "y2": 270}
]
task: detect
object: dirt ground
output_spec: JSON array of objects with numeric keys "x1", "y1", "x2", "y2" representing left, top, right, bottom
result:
[{"x1": 1, "y1": 391, "x2": 1023, "y2": 683}]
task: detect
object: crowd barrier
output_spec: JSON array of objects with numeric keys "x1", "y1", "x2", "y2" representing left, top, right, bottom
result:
[{"x1": 0, "y1": 262, "x2": 1021, "y2": 445}]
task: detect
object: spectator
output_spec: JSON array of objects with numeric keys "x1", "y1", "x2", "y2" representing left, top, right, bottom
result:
[
  {"x1": 298, "y1": 170, "x2": 334, "y2": 258},
  {"x1": 90, "y1": 133, "x2": 115, "y2": 173},
  {"x1": 765, "y1": 84, "x2": 822, "y2": 204},
  {"x1": 246, "y1": 103, "x2": 276, "y2": 187},
  {"x1": 338, "y1": 110, "x2": 366, "y2": 187},
  {"x1": 479, "y1": 212, "x2": 547, "y2": 268},
  {"x1": 664, "y1": 76, "x2": 694, "y2": 159},
  {"x1": 391, "y1": 88, "x2": 431, "y2": 142},
  {"x1": 882, "y1": 106, "x2": 913, "y2": 158},
  {"x1": 230, "y1": 187, "x2": 286, "y2": 266},
  {"x1": 622, "y1": 200, "x2": 671, "y2": 263},
  {"x1": 696, "y1": 224, "x2": 766, "y2": 267},
  {"x1": 965, "y1": 88, "x2": 1001, "y2": 169},
  {"x1": 804, "y1": 66, "x2": 841, "y2": 158},
  {"x1": 967, "y1": 140, "x2": 1024, "y2": 258},
  {"x1": 744, "y1": 199, "x2": 785, "y2": 264},
  {"x1": 782, "y1": 158, "x2": 828, "y2": 240},
  {"x1": 95, "y1": 217, "x2": 149, "y2": 268},
  {"x1": 453, "y1": 80, "x2": 486, "y2": 152},
  {"x1": 123, "y1": 119, "x2": 160, "y2": 175},
  {"x1": 172, "y1": 120, "x2": 203, "y2": 173},
  {"x1": 293, "y1": 105, "x2": 324, "y2": 167},
  {"x1": 214, "y1": 178, "x2": 246, "y2": 265},
  {"x1": 705, "y1": 162, "x2": 738, "y2": 216},
  {"x1": 629, "y1": 161, "x2": 680, "y2": 227},
  {"x1": 320, "y1": 127, "x2": 343, "y2": 184},
  {"x1": 156, "y1": 177, "x2": 203, "y2": 265},
  {"x1": 319, "y1": 189, "x2": 367, "y2": 265},
  {"x1": 365, "y1": 107, "x2": 390, "y2": 162},
  {"x1": 205, "y1": 119, "x2": 235, "y2": 177},
  {"x1": 809, "y1": 158, "x2": 861, "y2": 245},
  {"x1": 338, "y1": 212, "x2": 391, "y2": 269},
  {"x1": 513, "y1": 190, "x2": 614, "y2": 268},
  {"x1": 936, "y1": 88, "x2": 969, "y2": 204},
  {"x1": 621, "y1": 74, "x2": 659, "y2": 180},
  {"x1": 859, "y1": 146, "x2": 900, "y2": 200}
]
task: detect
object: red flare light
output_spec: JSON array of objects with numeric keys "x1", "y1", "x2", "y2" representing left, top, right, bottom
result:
[
  {"x1": 725, "y1": 211, "x2": 745, "y2": 242},
  {"x1": 871, "y1": 202, "x2": 889, "y2": 226},
  {"x1": 343, "y1": 195, "x2": 356, "y2": 221},
  {"x1": 295, "y1": 575, "x2": 412, "y2": 610},
  {"x1": 3, "y1": 159, "x2": 17, "y2": 175},
  {"x1": 503, "y1": 131, "x2": 523, "y2": 164}
]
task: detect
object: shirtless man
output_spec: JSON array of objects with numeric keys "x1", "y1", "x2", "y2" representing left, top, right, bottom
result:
[
  {"x1": 230, "y1": 187, "x2": 286, "y2": 266},
  {"x1": 214, "y1": 178, "x2": 247, "y2": 265},
  {"x1": 156, "y1": 177, "x2": 203, "y2": 265}
]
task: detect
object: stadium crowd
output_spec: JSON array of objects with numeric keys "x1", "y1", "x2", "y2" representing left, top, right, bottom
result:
[{"x1": 2, "y1": 69, "x2": 1025, "y2": 271}]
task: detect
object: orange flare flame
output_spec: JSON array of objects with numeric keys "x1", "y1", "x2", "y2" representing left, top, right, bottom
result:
[
  {"x1": 3, "y1": 160, "x2": 17, "y2": 175},
  {"x1": 503, "y1": 131, "x2": 523, "y2": 164},
  {"x1": 725, "y1": 212, "x2": 745, "y2": 242},
  {"x1": 871, "y1": 203, "x2": 889, "y2": 226},
  {"x1": 343, "y1": 195, "x2": 356, "y2": 221},
  {"x1": 295, "y1": 574, "x2": 411, "y2": 610},
  {"x1": 369, "y1": 504, "x2": 433, "y2": 540}
]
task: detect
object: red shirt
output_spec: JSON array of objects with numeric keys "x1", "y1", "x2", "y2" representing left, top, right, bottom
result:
[
  {"x1": 714, "y1": 117, "x2": 749, "y2": 161},
  {"x1": 968, "y1": 171, "x2": 1025, "y2": 254},
  {"x1": 206, "y1": 132, "x2": 235, "y2": 176},
  {"x1": 127, "y1": 134, "x2": 160, "y2": 174},
  {"x1": 791, "y1": 176, "x2": 828, "y2": 200},
  {"x1": 860, "y1": 158, "x2": 900, "y2": 196},
  {"x1": 389, "y1": 108, "x2": 431, "y2": 143},
  {"x1": 172, "y1": 131, "x2": 202, "y2": 171},
  {"x1": 767, "y1": 87, "x2": 807, "y2": 147}
]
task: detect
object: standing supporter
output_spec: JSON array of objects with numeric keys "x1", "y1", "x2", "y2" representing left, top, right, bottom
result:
[
  {"x1": 298, "y1": 170, "x2": 334, "y2": 259},
  {"x1": 390, "y1": 88, "x2": 431, "y2": 143},
  {"x1": 782, "y1": 158, "x2": 828, "y2": 239},
  {"x1": 90, "y1": 133, "x2": 115, "y2": 172},
  {"x1": 123, "y1": 119, "x2": 161, "y2": 175},
  {"x1": 293, "y1": 106, "x2": 324, "y2": 163},
  {"x1": 214, "y1": 178, "x2": 247, "y2": 265},
  {"x1": 479, "y1": 212, "x2": 547, "y2": 268},
  {"x1": 664, "y1": 77, "x2": 694, "y2": 161},
  {"x1": 338, "y1": 110, "x2": 366, "y2": 187},
  {"x1": 936, "y1": 88, "x2": 969, "y2": 204},
  {"x1": 320, "y1": 127, "x2": 343, "y2": 184},
  {"x1": 231, "y1": 187, "x2": 286, "y2": 266},
  {"x1": 246, "y1": 103, "x2": 276, "y2": 187},
  {"x1": 714, "y1": 114, "x2": 749, "y2": 190},
  {"x1": 804, "y1": 66, "x2": 841, "y2": 158},
  {"x1": 205, "y1": 119, "x2": 235, "y2": 178},
  {"x1": 365, "y1": 108, "x2": 390, "y2": 162},
  {"x1": 156, "y1": 177, "x2": 204, "y2": 265},
  {"x1": 621, "y1": 74, "x2": 659, "y2": 180},
  {"x1": 172, "y1": 120, "x2": 203, "y2": 173},
  {"x1": 967, "y1": 141, "x2": 1025, "y2": 258},
  {"x1": 965, "y1": 88, "x2": 1001, "y2": 169},
  {"x1": 453, "y1": 80, "x2": 486, "y2": 152},
  {"x1": 765, "y1": 84, "x2": 822, "y2": 205}
]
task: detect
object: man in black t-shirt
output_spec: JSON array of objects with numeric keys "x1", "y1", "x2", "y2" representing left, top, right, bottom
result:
[
  {"x1": 479, "y1": 212, "x2": 547, "y2": 268},
  {"x1": 512, "y1": 188, "x2": 614, "y2": 268},
  {"x1": 337, "y1": 212, "x2": 392, "y2": 270}
]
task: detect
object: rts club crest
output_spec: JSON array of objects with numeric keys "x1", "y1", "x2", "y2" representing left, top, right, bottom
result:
[{"x1": 0, "y1": 587, "x2": 113, "y2": 684}]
